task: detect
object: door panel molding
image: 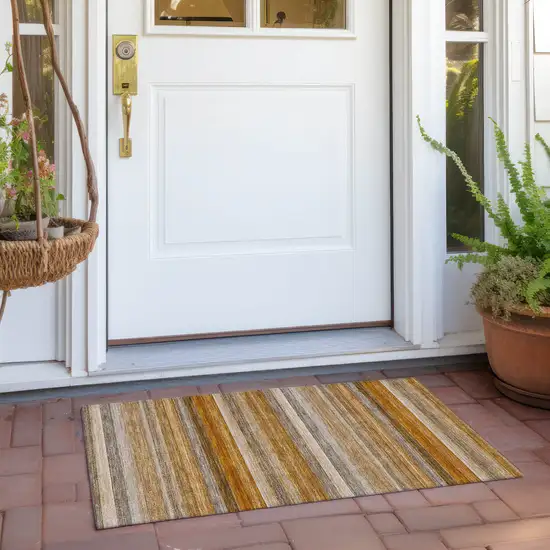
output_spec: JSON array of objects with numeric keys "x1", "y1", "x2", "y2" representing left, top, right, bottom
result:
[{"x1": 150, "y1": 83, "x2": 355, "y2": 259}]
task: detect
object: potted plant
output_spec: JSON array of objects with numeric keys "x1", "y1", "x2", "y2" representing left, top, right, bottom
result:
[
  {"x1": 0, "y1": 44, "x2": 64, "y2": 241},
  {"x1": 419, "y1": 118, "x2": 550, "y2": 408}
]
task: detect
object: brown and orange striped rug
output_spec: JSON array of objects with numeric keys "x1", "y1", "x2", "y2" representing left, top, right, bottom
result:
[{"x1": 82, "y1": 378, "x2": 521, "y2": 529}]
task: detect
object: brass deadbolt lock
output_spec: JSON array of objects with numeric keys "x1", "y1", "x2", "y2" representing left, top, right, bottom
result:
[{"x1": 116, "y1": 41, "x2": 136, "y2": 61}]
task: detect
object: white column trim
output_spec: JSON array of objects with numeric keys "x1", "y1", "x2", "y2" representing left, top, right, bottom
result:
[
  {"x1": 86, "y1": 0, "x2": 107, "y2": 372},
  {"x1": 392, "y1": 0, "x2": 447, "y2": 347},
  {"x1": 484, "y1": 0, "x2": 512, "y2": 246},
  {"x1": 63, "y1": 0, "x2": 107, "y2": 375}
]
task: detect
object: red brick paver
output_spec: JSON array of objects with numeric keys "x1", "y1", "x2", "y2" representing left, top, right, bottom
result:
[
  {"x1": 11, "y1": 404, "x2": 42, "y2": 447},
  {"x1": 490, "y1": 540, "x2": 550, "y2": 549},
  {"x1": 421, "y1": 484, "x2": 497, "y2": 505},
  {"x1": 238, "y1": 499, "x2": 360, "y2": 525},
  {"x1": 396, "y1": 503, "x2": 483, "y2": 531},
  {"x1": 473, "y1": 500, "x2": 518, "y2": 522},
  {"x1": 283, "y1": 515, "x2": 385, "y2": 550},
  {"x1": 0, "y1": 365, "x2": 549, "y2": 549},
  {"x1": 441, "y1": 517, "x2": 550, "y2": 548},
  {"x1": 367, "y1": 512, "x2": 407, "y2": 535},
  {"x1": 385, "y1": 490, "x2": 431, "y2": 509},
  {"x1": 157, "y1": 522, "x2": 286, "y2": 550},
  {"x1": 383, "y1": 531, "x2": 449, "y2": 549},
  {"x1": 1, "y1": 506, "x2": 42, "y2": 550},
  {"x1": 355, "y1": 494, "x2": 393, "y2": 513},
  {"x1": 447, "y1": 371, "x2": 501, "y2": 399}
]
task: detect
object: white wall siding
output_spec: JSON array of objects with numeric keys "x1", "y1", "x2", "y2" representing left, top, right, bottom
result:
[
  {"x1": 533, "y1": 0, "x2": 550, "y2": 191},
  {"x1": 0, "y1": 287, "x2": 57, "y2": 363}
]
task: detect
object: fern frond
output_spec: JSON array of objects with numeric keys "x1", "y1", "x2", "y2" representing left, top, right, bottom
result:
[
  {"x1": 525, "y1": 278, "x2": 550, "y2": 311},
  {"x1": 538, "y1": 258, "x2": 550, "y2": 279},
  {"x1": 490, "y1": 119, "x2": 534, "y2": 224},
  {"x1": 446, "y1": 253, "x2": 489, "y2": 270},
  {"x1": 418, "y1": 117, "x2": 496, "y2": 219},
  {"x1": 536, "y1": 133, "x2": 550, "y2": 161},
  {"x1": 495, "y1": 194, "x2": 520, "y2": 246},
  {"x1": 450, "y1": 234, "x2": 508, "y2": 257},
  {"x1": 446, "y1": 234, "x2": 511, "y2": 270},
  {"x1": 420, "y1": 118, "x2": 550, "y2": 264}
]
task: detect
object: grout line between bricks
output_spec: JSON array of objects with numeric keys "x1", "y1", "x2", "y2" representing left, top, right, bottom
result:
[{"x1": 279, "y1": 520, "x2": 293, "y2": 549}]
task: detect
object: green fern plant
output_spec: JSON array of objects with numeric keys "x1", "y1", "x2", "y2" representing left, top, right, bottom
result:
[{"x1": 418, "y1": 117, "x2": 550, "y2": 316}]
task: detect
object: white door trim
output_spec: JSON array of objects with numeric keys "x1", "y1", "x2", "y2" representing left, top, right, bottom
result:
[
  {"x1": 64, "y1": 0, "x2": 107, "y2": 375},
  {"x1": 68, "y1": 0, "x2": 518, "y2": 373},
  {"x1": 392, "y1": 0, "x2": 446, "y2": 347}
]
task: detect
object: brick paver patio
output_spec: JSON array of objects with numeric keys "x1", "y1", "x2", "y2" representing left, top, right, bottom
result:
[{"x1": 1, "y1": 364, "x2": 550, "y2": 549}]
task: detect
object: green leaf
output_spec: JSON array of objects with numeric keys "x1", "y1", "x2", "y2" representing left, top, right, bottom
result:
[{"x1": 526, "y1": 278, "x2": 550, "y2": 312}]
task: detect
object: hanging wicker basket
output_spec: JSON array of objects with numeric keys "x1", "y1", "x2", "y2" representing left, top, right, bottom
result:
[
  {"x1": 1, "y1": 0, "x2": 99, "y2": 301},
  {"x1": 0, "y1": 219, "x2": 99, "y2": 292}
]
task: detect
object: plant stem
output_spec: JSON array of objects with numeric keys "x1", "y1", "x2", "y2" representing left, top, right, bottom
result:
[
  {"x1": 39, "y1": 0, "x2": 98, "y2": 223},
  {"x1": 0, "y1": 291, "x2": 8, "y2": 325},
  {"x1": 10, "y1": 0, "x2": 44, "y2": 243}
]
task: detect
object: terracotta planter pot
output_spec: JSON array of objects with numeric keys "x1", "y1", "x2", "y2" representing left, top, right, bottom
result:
[{"x1": 480, "y1": 307, "x2": 550, "y2": 409}]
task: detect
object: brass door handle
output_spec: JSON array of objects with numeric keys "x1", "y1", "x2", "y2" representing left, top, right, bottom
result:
[{"x1": 119, "y1": 92, "x2": 133, "y2": 158}]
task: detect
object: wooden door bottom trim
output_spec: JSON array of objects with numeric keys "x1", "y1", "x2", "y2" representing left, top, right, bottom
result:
[{"x1": 108, "y1": 320, "x2": 393, "y2": 347}]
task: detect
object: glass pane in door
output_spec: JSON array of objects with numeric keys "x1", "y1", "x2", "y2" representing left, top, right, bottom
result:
[
  {"x1": 261, "y1": 0, "x2": 346, "y2": 29},
  {"x1": 156, "y1": 0, "x2": 245, "y2": 27},
  {"x1": 16, "y1": 0, "x2": 56, "y2": 24},
  {"x1": 446, "y1": 0, "x2": 482, "y2": 31}
]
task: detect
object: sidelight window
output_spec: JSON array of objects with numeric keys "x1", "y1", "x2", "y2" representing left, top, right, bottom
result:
[{"x1": 445, "y1": 0, "x2": 487, "y2": 251}]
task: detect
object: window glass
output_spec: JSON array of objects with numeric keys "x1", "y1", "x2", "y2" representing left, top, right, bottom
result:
[
  {"x1": 155, "y1": 0, "x2": 245, "y2": 27},
  {"x1": 12, "y1": 36, "x2": 55, "y2": 162},
  {"x1": 446, "y1": 0, "x2": 482, "y2": 32},
  {"x1": 261, "y1": 0, "x2": 346, "y2": 29},
  {"x1": 16, "y1": 0, "x2": 56, "y2": 24},
  {"x1": 446, "y1": 42, "x2": 484, "y2": 251}
]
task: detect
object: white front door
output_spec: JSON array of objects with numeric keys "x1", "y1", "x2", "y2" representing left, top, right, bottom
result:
[{"x1": 107, "y1": 0, "x2": 391, "y2": 342}]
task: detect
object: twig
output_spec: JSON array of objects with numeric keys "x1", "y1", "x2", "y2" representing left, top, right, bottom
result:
[
  {"x1": 0, "y1": 291, "x2": 9, "y2": 325},
  {"x1": 39, "y1": 0, "x2": 99, "y2": 223},
  {"x1": 10, "y1": 0, "x2": 44, "y2": 243}
]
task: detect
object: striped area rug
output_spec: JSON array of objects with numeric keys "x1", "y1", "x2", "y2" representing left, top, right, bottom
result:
[{"x1": 82, "y1": 378, "x2": 521, "y2": 529}]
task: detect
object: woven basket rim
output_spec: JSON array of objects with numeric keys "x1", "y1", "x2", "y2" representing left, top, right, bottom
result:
[
  {"x1": 0, "y1": 218, "x2": 95, "y2": 248},
  {"x1": 0, "y1": 220, "x2": 99, "y2": 292}
]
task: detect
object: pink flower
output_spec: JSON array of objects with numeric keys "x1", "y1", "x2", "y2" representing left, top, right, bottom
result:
[
  {"x1": 9, "y1": 118, "x2": 20, "y2": 127},
  {"x1": 7, "y1": 160, "x2": 12, "y2": 172},
  {"x1": 49, "y1": 163, "x2": 56, "y2": 175},
  {"x1": 5, "y1": 185, "x2": 16, "y2": 199},
  {"x1": 27, "y1": 170, "x2": 33, "y2": 178},
  {"x1": 21, "y1": 131, "x2": 30, "y2": 143}
]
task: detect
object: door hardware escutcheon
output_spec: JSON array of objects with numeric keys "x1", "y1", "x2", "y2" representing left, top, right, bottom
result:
[{"x1": 113, "y1": 35, "x2": 138, "y2": 158}]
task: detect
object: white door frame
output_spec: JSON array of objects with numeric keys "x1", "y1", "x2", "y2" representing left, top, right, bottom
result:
[{"x1": 65, "y1": 0, "x2": 519, "y2": 374}]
